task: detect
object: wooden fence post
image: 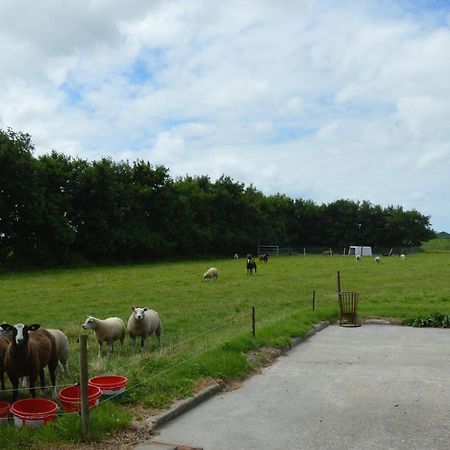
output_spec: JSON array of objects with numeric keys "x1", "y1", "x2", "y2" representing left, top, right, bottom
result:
[
  {"x1": 252, "y1": 306, "x2": 256, "y2": 338},
  {"x1": 79, "y1": 334, "x2": 90, "y2": 442},
  {"x1": 336, "y1": 271, "x2": 341, "y2": 293}
]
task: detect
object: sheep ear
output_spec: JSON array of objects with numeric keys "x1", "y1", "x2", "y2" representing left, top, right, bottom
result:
[
  {"x1": 28, "y1": 324, "x2": 41, "y2": 331},
  {"x1": 143, "y1": 307, "x2": 148, "y2": 312},
  {"x1": 131, "y1": 306, "x2": 135, "y2": 311}
]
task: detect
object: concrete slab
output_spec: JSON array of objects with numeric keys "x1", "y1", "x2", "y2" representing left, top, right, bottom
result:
[{"x1": 137, "y1": 325, "x2": 450, "y2": 450}]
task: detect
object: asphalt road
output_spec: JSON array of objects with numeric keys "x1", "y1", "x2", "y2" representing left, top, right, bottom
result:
[{"x1": 136, "y1": 324, "x2": 450, "y2": 450}]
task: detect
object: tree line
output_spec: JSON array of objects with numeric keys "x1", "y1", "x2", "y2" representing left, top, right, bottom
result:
[{"x1": 0, "y1": 128, "x2": 435, "y2": 266}]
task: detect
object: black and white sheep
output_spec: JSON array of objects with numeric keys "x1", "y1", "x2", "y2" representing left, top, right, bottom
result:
[
  {"x1": 1, "y1": 323, "x2": 58, "y2": 402},
  {"x1": 259, "y1": 254, "x2": 268, "y2": 263},
  {"x1": 47, "y1": 328, "x2": 70, "y2": 377},
  {"x1": 375, "y1": 256, "x2": 381, "y2": 263},
  {"x1": 247, "y1": 258, "x2": 257, "y2": 275},
  {"x1": 355, "y1": 254, "x2": 361, "y2": 261},
  {"x1": 127, "y1": 306, "x2": 162, "y2": 352},
  {"x1": 81, "y1": 316, "x2": 126, "y2": 357},
  {"x1": 203, "y1": 267, "x2": 219, "y2": 280}
]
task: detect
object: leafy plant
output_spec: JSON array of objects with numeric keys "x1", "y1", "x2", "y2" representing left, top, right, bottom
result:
[{"x1": 406, "y1": 313, "x2": 450, "y2": 328}]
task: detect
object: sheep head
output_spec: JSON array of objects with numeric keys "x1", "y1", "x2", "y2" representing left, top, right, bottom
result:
[
  {"x1": 1, "y1": 323, "x2": 40, "y2": 347},
  {"x1": 81, "y1": 316, "x2": 96, "y2": 330},
  {"x1": 131, "y1": 306, "x2": 148, "y2": 321}
]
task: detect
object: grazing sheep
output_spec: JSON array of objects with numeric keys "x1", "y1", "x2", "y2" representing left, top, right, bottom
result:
[
  {"x1": 234, "y1": 253, "x2": 239, "y2": 259},
  {"x1": 355, "y1": 254, "x2": 361, "y2": 261},
  {"x1": 81, "y1": 316, "x2": 126, "y2": 357},
  {"x1": 259, "y1": 254, "x2": 268, "y2": 263},
  {"x1": 47, "y1": 329, "x2": 70, "y2": 377},
  {"x1": 1, "y1": 323, "x2": 58, "y2": 402},
  {"x1": 375, "y1": 256, "x2": 381, "y2": 263},
  {"x1": 127, "y1": 306, "x2": 162, "y2": 352},
  {"x1": 0, "y1": 335, "x2": 9, "y2": 390},
  {"x1": 400, "y1": 254, "x2": 406, "y2": 260},
  {"x1": 203, "y1": 267, "x2": 219, "y2": 280},
  {"x1": 247, "y1": 258, "x2": 257, "y2": 275}
]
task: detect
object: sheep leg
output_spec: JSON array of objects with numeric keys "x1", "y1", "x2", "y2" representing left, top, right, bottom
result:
[
  {"x1": 49, "y1": 365, "x2": 57, "y2": 399},
  {"x1": 140, "y1": 337, "x2": 145, "y2": 352},
  {"x1": 97, "y1": 341, "x2": 103, "y2": 358},
  {"x1": 156, "y1": 324, "x2": 162, "y2": 346},
  {"x1": 29, "y1": 376, "x2": 38, "y2": 399},
  {"x1": 10, "y1": 378, "x2": 19, "y2": 402},
  {"x1": 130, "y1": 336, "x2": 136, "y2": 352},
  {"x1": 39, "y1": 367, "x2": 46, "y2": 394}
]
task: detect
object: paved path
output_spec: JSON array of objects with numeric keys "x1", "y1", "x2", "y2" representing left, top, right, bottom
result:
[{"x1": 137, "y1": 324, "x2": 450, "y2": 450}]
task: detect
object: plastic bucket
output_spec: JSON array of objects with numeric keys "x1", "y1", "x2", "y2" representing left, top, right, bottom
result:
[
  {"x1": 0, "y1": 401, "x2": 10, "y2": 426},
  {"x1": 11, "y1": 398, "x2": 58, "y2": 428},
  {"x1": 58, "y1": 384, "x2": 102, "y2": 412},
  {"x1": 89, "y1": 375, "x2": 128, "y2": 397}
]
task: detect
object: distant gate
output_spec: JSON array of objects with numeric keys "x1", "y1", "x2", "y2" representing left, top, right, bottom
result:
[{"x1": 257, "y1": 245, "x2": 279, "y2": 256}]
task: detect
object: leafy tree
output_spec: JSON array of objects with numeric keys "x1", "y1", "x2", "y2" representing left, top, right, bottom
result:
[{"x1": 0, "y1": 129, "x2": 43, "y2": 264}]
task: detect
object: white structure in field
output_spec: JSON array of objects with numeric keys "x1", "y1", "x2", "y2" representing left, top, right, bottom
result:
[
  {"x1": 348, "y1": 245, "x2": 372, "y2": 256},
  {"x1": 257, "y1": 245, "x2": 279, "y2": 256}
]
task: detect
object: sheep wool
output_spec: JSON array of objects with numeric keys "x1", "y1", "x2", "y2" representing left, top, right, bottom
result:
[
  {"x1": 203, "y1": 267, "x2": 219, "y2": 280},
  {"x1": 47, "y1": 328, "x2": 70, "y2": 377},
  {"x1": 81, "y1": 316, "x2": 126, "y2": 357},
  {"x1": 127, "y1": 306, "x2": 162, "y2": 352}
]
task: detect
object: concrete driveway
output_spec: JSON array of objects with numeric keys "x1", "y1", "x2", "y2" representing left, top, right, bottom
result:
[{"x1": 136, "y1": 324, "x2": 450, "y2": 450}]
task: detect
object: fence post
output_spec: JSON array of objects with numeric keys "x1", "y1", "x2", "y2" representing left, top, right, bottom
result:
[
  {"x1": 336, "y1": 271, "x2": 341, "y2": 293},
  {"x1": 79, "y1": 334, "x2": 90, "y2": 442},
  {"x1": 252, "y1": 306, "x2": 256, "y2": 338}
]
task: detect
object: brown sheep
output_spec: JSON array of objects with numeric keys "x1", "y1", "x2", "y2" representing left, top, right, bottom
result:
[
  {"x1": 0, "y1": 335, "x2": 9, "y2": 390},
  {"x1": 1, "y1": 323, "x2": 58, "y2": 402}
]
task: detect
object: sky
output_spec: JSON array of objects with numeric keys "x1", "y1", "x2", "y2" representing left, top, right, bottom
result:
[{"x1": 1, "y1": 0, "x2": 449, "y2": 232}]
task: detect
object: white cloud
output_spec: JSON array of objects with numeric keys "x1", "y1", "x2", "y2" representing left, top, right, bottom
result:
[{"x1": 1, "y1": 0, "x2": 450, "y2": 230}]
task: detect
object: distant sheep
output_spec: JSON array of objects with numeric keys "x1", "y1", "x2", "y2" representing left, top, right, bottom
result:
[
  {"x1": 234, "y1": 253, "x2": 239, "y2": 259},
  {"x1": 203, "y1": 267, "x2": 219, "y2": 280},
  {"x1": 259, "y1": 254, "x2": 268, "y2": 263},
  {"x1": 400, "y1": 254, "x2": 406, "y2": 260},
  {"x1": 127, "y1": 306, "x2": 162, "y2": 352},
  {"x1": 375, "y1": 256, "x2": 381, "y2": 263},
  {"x1": 355, "y1": 255, "x2": 361, "y2": 261},
  {"x1": 1, "y1": 323, "x2": 58, "y2": 402},
  {"x1": 81, "y1": 316, "x2": 126, "y2": 357},
  {"x1": 47, "y1": 329, "x2": 70, "y2": 377},
  {"x1": 247, "y1": 258, "x2": 257, "y2": 275}
]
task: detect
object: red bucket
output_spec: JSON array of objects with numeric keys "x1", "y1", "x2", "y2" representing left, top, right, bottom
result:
[
  {"x1": 89, "y1": 375, "x2": 128, "y2": 397},
  {"x1": 11, "y1": 398, "x2": 58, "y2": 428},
  {"x1": 0, "y1": 401, "x2": 10, "y2": 425},
  {"x1": 58, "y1": 384, "x2": 102, "y2": 412}
]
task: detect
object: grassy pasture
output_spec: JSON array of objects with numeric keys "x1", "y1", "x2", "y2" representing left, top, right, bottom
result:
[{"x1": 1, "y1": 251, "x2": 450, "y2": 448}]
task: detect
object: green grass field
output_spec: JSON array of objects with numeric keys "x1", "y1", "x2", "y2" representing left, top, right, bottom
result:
[{"x1": 1, "y1": 245, "x2": 450, "y2": 448}]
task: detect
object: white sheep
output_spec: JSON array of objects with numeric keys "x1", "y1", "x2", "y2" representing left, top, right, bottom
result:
[
  {"x1": 355, "y1": 254, "x2": 361, "y2": 261},
  {"x1": 47, "y1": 328, "x2": 70, "y2": 377},
  {"x1": 400, "y1": 254, "x2": 406, "y2": 260},
  {"x1": 203, "y1": 267, "x2": 219, "y2": 280},
  {"x1": 127, "y1": 306, "x2": 162, "y2": 352},
  {"x1": 81, "y1": 316, "x2": 126, "y2": 357},
  {"x1": 375, "y1": 256, "x2": 381, "y2": 263}
]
